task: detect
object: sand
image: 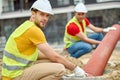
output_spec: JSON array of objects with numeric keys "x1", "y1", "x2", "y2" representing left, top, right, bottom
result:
[{"x1": 60, "y1": 48, "x2": 120, "y2": 80}]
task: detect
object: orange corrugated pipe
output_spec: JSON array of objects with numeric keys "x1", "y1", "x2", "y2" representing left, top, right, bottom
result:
[{"x1": 84, "y1": 24, "x2": 120, "y2": 76}]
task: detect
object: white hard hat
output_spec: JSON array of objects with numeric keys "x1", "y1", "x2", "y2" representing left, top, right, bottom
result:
[
  {"x1": 74, "y1": 3, "x2": 88, "y2": 13},
  {"x1": 31, "y1": 0, "x2": 54, "y2": 15}
]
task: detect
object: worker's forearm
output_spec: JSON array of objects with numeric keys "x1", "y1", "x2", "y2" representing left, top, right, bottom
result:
[
  {"x1": 37, "y1": 43, "x2": 76, "y2": 71},
  {"x1": 56, "y1": 55, "x2": 76, "y2": 71},
  {"x1": 84, "y1": 38, "x2": 101, "y2": 44}
]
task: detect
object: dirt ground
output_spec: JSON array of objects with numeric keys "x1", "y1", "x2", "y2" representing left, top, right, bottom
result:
[
  {"x1": 0, "y1": 45, "x2": 120, "y2": 80},
  {"x1": 58, "y1": 47, "x2": 120, "y2": 80}
]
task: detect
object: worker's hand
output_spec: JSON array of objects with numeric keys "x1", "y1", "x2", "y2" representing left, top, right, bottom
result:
[
  {"x1": 103, "y1": 27, "x2": 116, "y2": 32},
  {"x1": 73, "y1": 66, "x2": 86, "y2": 78}
]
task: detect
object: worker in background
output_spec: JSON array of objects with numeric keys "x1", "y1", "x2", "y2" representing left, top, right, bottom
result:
[
  {"x1": 63, "y1": 2, "x2": 116, "y2": 58},
  {"x1": 2, "y1": 0, "x2": 87, "y2": 80}
]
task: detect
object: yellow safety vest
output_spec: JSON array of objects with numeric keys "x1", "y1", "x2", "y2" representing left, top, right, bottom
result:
[
  {"x1": 64, "y1": 16, "x2": 86, "y2": 48},
  {"x1": 2, "y1": 21, "x2": 38, "y2": 78}
]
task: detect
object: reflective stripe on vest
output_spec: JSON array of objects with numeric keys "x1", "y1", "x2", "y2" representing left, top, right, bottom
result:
[
  {"x1": 2, "y1": 51, "x2": 33, "y2": 71},
  {"x1": 64, "y1": 17, "x2": 86, "y2": 48},
  {"x1": 2, "y1": 63, "x2": 25, "y2": 70},
  {"x1": 4, "y1": 51, "x2": 32, "y2": 64}
]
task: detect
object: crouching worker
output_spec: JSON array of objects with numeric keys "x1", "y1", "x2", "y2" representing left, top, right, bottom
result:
[
  {"x1": 2, "y1": 0, "x2": 87, "y2": 80},
  {"x1": 63, "y1": 2, "x2": 116, "y2": 58}
]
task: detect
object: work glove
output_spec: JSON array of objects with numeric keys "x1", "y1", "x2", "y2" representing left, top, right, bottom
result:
[
  {"x1": 73, "y1": 66, "x2": 86, "y2": 78},
  {"x1": 103, "y1": 27, "x2": 116, "y2": 32}
]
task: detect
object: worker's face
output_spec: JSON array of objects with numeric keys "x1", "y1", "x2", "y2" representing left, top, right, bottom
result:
[
  {"x1": 32, "y1": 11, "x2": 50, "y2": 28},
  {"x1": 75, "y1": 12, "x2": 86, "y2": 22}
]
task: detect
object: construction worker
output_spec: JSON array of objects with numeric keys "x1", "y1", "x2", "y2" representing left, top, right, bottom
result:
[
  {"x1": 1, "y1": 0, "x2": 88, "y2": 80},
  {"x1": 63, "y1": 2, "x2": 116, "y2": 58}
]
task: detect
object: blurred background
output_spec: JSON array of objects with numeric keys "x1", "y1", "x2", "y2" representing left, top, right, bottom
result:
[{"x1": 0, "y1": 0, "x2": 120, "y2": 51}]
